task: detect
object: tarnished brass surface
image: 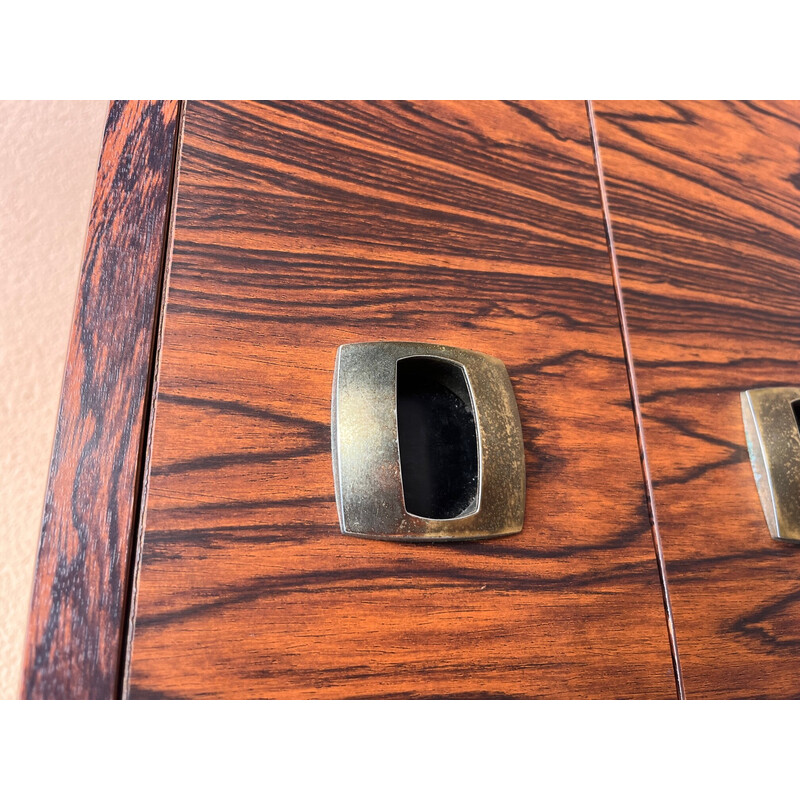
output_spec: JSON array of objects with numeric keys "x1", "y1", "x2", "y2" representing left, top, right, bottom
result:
[
  {"x1": 741, "y1": 387, "x2": 800, "y2": 543},
  {"x1": 331, "y1": 342, "x2": 526, "y2": 541}
]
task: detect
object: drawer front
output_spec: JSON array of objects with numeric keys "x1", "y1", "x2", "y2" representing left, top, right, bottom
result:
[
  {"x1": 593, "y1": 100, "x2": 800, "y2": 697},
  {"x1": 125, "y1": 101, "x2": 675, "y2": 698}
]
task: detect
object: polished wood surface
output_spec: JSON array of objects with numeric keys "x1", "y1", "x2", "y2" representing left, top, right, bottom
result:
[
  {"x1": 125, "y1": 101, "x2": 676, "y2": 698},
  {"x1": 593, "y1": 100, "x2": 800, "y2": 697},
  {"x1": 22, "y1": 101, "x2": 180, "y2": 698}
]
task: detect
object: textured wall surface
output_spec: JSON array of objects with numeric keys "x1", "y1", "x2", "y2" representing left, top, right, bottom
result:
[{"x1": 0, "y1": 101, "x2": 108, "y2": 699}]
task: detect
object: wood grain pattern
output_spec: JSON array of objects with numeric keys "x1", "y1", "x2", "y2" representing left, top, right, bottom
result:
[
  {"x1": 593, "y1": 100, "x2": 800, "y2": 697},
  {"x1": 126, "y1": 101, "x2": 676, "y2": 698},
  {"x1": 22, "y1": 100, "x2": 180, "y2": 699}
]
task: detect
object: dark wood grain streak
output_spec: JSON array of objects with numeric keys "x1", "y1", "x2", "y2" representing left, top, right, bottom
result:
[
  {"x1": 22, "y1": 100, "x2": 180, "y2": 699},
  {"x1": 126, "y1": 101, "x2": 676, "y2": 698},
  {"x1": 593, "y1": 100, "x2": 800, "y2": 697}
]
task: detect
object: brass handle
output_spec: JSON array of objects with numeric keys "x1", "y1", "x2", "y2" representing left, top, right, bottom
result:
[
  {"x1": 331, "y1": 342, "x2": 526, "y2": 541},
  {"x1": 741, "y1": 387, "x2": 800, "y2": 542}
]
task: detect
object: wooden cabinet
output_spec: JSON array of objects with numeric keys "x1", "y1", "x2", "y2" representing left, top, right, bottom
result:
[{"x1": 23, "y1": 100, "x2": 800, "y2": 699}]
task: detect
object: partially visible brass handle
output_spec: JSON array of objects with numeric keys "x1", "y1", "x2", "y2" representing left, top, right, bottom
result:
[{"x1": 741, "y1": 387, "x2": 800, "y2": 542}]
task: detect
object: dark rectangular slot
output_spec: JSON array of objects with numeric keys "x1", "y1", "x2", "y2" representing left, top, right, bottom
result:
[
  {"x1": 791, "y1": 399, "x2": 800, "y2": 435},
  {"x1": 396, "y1": 356, "x2": 479, "y2": 519}
]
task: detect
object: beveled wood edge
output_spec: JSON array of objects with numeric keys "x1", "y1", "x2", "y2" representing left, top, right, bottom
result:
[
  {"x1": 586, "y1": 100, "x2": 684, "y2": 699},
  {"x1": 21, "y1": 100, "x2": 183, "y2": 699},
  {"x1": 121, "y1": 104, "x2": 187, "y2": 700}
]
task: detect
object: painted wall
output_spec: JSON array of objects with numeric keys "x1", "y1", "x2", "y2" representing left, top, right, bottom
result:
[{"x1": 0, "y1": 101, "x2": 108, "y2": 699}]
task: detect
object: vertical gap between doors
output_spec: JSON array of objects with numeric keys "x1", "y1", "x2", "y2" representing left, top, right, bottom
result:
[{"x1": 586, "y1": 99, "x2": 686, "y2": 700}]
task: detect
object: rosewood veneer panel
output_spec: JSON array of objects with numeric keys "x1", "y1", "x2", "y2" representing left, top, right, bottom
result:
[
  {"x1": 126, "y1": 101, "x2": 675, "y2": 698},
  {"x1": 23, "y1": 101, "x2": 180, "y2": 699},
  {"x1": 593, "y1": 100, "x2": 800, "y2": 697}
]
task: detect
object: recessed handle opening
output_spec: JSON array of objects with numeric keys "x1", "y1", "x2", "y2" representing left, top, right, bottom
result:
[
  {"x1": 792, "y1": 399, "x2": 800, "y2": 435},
  {"x1": 396, "y1": 356, "x2": 479, "y2": 520}
]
